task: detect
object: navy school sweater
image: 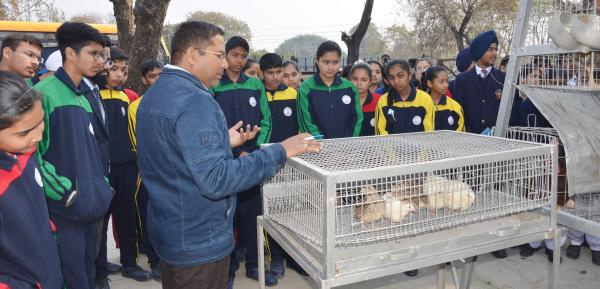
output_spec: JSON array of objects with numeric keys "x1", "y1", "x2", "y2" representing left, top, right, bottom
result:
[
  {"x1": 34, "y1": 68, "x2": 113, "y2": 225},
  {"x1": 452, "y1": 67, "x2": 520, "y2": 133},
  {"x1": 265, "y1": 84, "x2": 298, "y2": 143},
  {"x1": 297, "y1": 74, "x2": 363, "y2": 139},
  {"x1": 211, "y1": 72, "x2": 272, "y2": 156},
  {"x1": 100, "y1": 88, "x2": 136, "y2": 165},
  {"x1": 433, "y1": 94, "x2": 465, "y2": 131},
  {"x1": 519, "y1": 97, "x2": 551, "y2": 128},
  {"x1": 81, "y1": 79, "x2": 110, "y2": 176},
  {"x1": 375, "y1": 87, "x2": 435, "y2": 135},
  {"x1": 0, "y1": 150, "x2": 63, "y2": 289},
  {"x1": 360, "y1": 91, "x2": 381, "y2": 136}
]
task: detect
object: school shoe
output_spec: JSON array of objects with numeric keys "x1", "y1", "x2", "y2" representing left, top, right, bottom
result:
[
  {"x1": 519, "y1": 244, "x2": 540, "y2": 257},
  {"x1": 566, "y1": 244, "x2": 581, "y2": 259},
  {"x1": 592, "y1": 250, "x2": 600, "y2": 266},
  {"x1": 491, "y1": 249, "x2": 507, "y2": 259},
  {"x1": 94, "y1": 277, "x2": 110, "y2": 289},
  {"x1": 270, "y1": 259, "x2": 285, "y2": 279},
  {"x1": 106, "y1": 262, "x2": 121, "y2": 275},
  {"x1": 404, "y1": 270, "x2": 418, "y2": 277},
  {"x1": 150, "y1": 264, "x2": 161, "y2": 281},
  {"x1": 245, "y1": 268, "x2": 278, "y2": 286},
  {"x1": 545, "y1": 248, "x2": 562, "y2": 263},
  {"x1": 121, "y1": 265, "x2": 152, "y2": 281},
  {"x1": 286, "y1": 259, "x2": 309, "y2": 276}
]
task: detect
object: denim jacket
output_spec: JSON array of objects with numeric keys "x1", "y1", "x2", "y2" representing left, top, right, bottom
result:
[{"x1": 136, "y1": 67, "x2": 287, "y2": 266}]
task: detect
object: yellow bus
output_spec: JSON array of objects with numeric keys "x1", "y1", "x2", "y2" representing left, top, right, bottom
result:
[{"x1": 0, "y1": 20, "x2": 170, "y2": 62}]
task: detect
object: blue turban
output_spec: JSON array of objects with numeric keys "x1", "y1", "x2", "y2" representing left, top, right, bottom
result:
[
  {"x1": 469, "y1": 30, "x2": 498, "y2": 60},
  {"x1": 455, "y1": 48, "x2": 473, "y2": 73}
]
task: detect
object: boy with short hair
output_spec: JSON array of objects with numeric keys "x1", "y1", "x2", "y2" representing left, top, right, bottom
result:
[
  {"x1": 139, "y1": 59, "x2": 163, "y2": 88},
  {"x1": 259, "y1": 53, "x2": 298, "y2": 144},
  {"x1": 126, "y1": 58, "x2": 164, "y2": 281},
  {"x1": 0, "y1": 33, "x2": 43, "y2": 84},
  {"x1": 210, "y1": 36, "x2": 277, "y2": 286},
  {"x1": 258, "y1": 52, "x2": 309, "y2": 278},
  {"x1": 78, "y1": 36, "x2": 119, "y2": 289},
  {"x1": 100, "y1": 47, "x2": 152, "y2": 282},
  {"x1": 34, "y1": 22, "x2": 114, "y2": 289}
]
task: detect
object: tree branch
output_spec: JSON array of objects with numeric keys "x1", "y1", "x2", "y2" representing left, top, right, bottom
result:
[
  {"x1": 342, "y1": 0, "x2": 374, "y2": 65},
  {"x1": 110, "y1": 0, "x2": 134, "y2": 53},
  {"x1": 125, "y1": 0, "x2": 170, "y2": 93}
]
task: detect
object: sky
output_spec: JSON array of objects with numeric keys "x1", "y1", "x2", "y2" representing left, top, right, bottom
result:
[{"x1": 53, "y1": 0, "x2": 408, "y2": 51}]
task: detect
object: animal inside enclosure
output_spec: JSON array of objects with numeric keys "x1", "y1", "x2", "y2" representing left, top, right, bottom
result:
[{"x1": 263, "y1": 131, "x2": 555, "y2": 248}]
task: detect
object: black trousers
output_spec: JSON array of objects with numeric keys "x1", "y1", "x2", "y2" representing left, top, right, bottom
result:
[
  {"x1": 135, "y1": 179, "x2": 160, "y2": 266},
  {"x1": 161, "y1": 257, "x2": 230, "y2": 289},
  {"x1": 109, "y1": 161, "x2": 140, "y2": 267},
  {"x1": 95, "y1": 211, "x2": 111, "y2": 280},
  {"x1": 236, "y1": 185, "x2": 262, "y2": 270},
  {"x1": 235, "y1": 185, "x2": 286, "y2": 271},
  {"x1": 55, "y1": 219, "x2": 98, "y2": 289}
]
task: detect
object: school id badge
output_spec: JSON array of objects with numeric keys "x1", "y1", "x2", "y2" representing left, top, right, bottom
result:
[{"x1": 495, "y1": 89, "x2": 503, "y2": 100}]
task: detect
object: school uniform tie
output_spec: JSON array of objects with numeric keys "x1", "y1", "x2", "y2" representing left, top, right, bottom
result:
[
  {"x1": 93, "y1": 87, "x2": 106, "y2": 124},
  {"x1": 480, "y1": 69, "x2": 488, "y2": 79}
]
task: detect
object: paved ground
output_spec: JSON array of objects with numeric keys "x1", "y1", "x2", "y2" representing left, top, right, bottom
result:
[{"x1": 106, "y1": 221, "x2": 600, "y2": 289}]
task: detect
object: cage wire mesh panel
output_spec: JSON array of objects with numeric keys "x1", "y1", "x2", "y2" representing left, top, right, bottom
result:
[
  {"x1": 263, "y1": 132, "x2": 555, "y2": 247},
  {"x1": 523, "y1": 0, "x2": 599, "y2": 47},
  {"x1": 518, "y1": 86, "x2": 600, "y2": 194},
  {"x1": 501, "y1": 126, "x2": 600, "y2": 224},
  {"x1": 263, "y1": 164, "x2": 324, "y2": 247},
  {"x1": 517, "y1": 52, "x2": 600, "y2": 90}
]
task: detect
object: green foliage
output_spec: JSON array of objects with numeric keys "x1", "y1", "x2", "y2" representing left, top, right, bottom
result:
[
  {"x1": 349, "y1": 23, "x2": 385, "y2": 59},
  {"x1": 249, "y1": 48, "x2": 269, "y2": 60},
  {"x1": 274, "y1": 34, "x2": 327, "y2": 60},
  {"x1": 0, "y1": 0, "x2": 65, "y2": 22},
  {"x1": 186, "y1": 11, "x2": 252, "y2": 43},
  {"x1": 69, "y1": 11, "x2": 114, "y2": 24}
]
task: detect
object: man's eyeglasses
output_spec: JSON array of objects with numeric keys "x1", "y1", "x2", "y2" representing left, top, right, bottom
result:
[
  {"x1": 83, "y1": 49, "x2": 109, "y2": 62},
  {"x1": 17, "y1": 50, "x2": 43, "y2": 63},
  {"x1": 195, "y1": 48, "x2": 226, "y2": 61}
]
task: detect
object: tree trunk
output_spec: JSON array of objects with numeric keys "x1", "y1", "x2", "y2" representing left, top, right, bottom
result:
[
  {"x1": 127, "y1": 0, "x2": 170, "y2": 94},
  {"x1": 342, "y1": 0, "x2": 374, "y2": 65},
  {"x1": 110, "y1": 0, "x2": 170, "y2": 94},
  {"x1": 110, "y1": 0, "x2": 134, "y2": 53}
]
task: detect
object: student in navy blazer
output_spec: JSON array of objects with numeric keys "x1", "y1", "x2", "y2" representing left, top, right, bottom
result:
[
  {"x1": 452, "y1": 30, "x2": 520, "y2": 134},
  {"x1": 452, "y1": 30, "x2": 520, "y2": 259}
]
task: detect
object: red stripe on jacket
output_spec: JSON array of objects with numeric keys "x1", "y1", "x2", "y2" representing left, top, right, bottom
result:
[{"x1": 0, "y1": 151, "x2": 33, "y2": 196}]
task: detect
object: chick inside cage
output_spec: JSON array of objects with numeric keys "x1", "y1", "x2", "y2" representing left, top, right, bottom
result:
[{"x1": 263, "y1": 132, "x2": 555, "y2": 247}]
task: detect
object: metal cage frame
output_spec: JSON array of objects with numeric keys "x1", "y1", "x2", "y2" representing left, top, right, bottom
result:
[
  {"x1": 258, "y1": 132, "x2": 559, "y2": 289},
  {"x1": 494, "y1": 1, "x2": 600, "y2": 288}
]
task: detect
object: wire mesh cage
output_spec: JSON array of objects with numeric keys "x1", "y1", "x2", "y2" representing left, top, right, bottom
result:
[
  {"x1": 556, "y1": 0, "x2": 599, "y2": 14},
  {"x1": 500, "y1": 126, "x2": 600, "y2": 224},
  {"x1": 516, "y1": 0, "x2": 600, "y2": 91},
  {"x1": 516, "y1": 52, "x2": 600, "y2": 90},
  {"x1": 524, "y1": 0, "x2": 599, "y2": 46},
  {"x1": 263, "y1": 131, "x2": 555, "y2": 248}
]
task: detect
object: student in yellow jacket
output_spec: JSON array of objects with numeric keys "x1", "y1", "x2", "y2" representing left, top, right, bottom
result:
[
  {"x1": 375, "y1": 59, "x2": 434, "y2": 135},
  {"x1": 423, "y1": 66, "x2": 464, "y2": 131},
  {"x1": 126, "y1": 59, "x2": 163, "y2": 281},
  {"x1": 100, "y1": 47, "x2": 152, "y2": 281}
]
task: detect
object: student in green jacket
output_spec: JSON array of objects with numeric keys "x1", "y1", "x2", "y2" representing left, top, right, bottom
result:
[{"x1": 297, "y1": 40, "x2": 363, "y2": 139}]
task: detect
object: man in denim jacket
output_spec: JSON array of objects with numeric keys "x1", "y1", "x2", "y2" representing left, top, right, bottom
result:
[{"x1": 135, "y1": 21, "x2": 320, "y2": 289}]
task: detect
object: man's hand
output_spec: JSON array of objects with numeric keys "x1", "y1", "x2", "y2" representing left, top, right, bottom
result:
[
  {"x1": 229, "y1": 121, "x2": 260, "y2": 148},
  {"x1": 280, "y1": 133, "x2": 322, "y2": 158}
]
